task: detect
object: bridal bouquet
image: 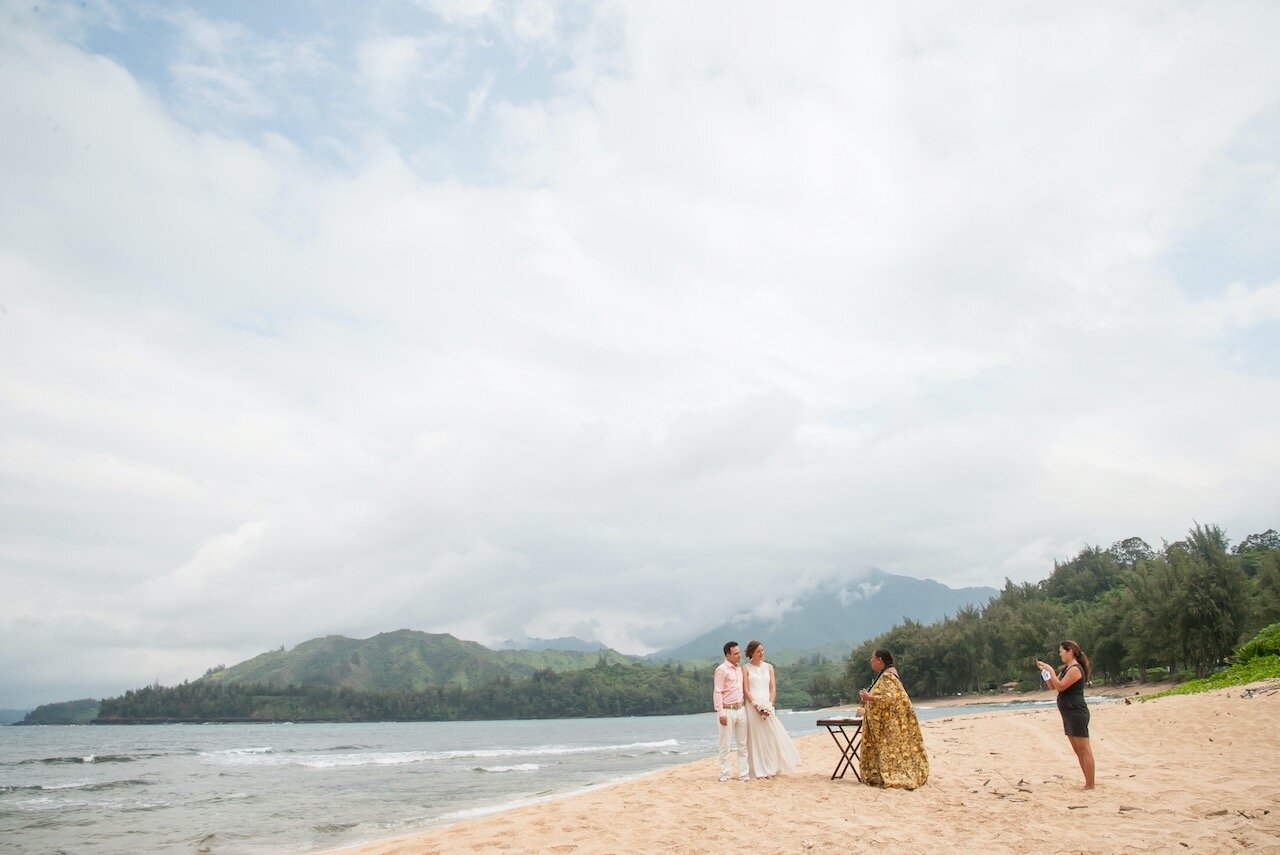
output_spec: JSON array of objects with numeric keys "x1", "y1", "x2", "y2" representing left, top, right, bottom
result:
[{"x1": 755, "y1": 702, "x2": 775, "y2": 718}]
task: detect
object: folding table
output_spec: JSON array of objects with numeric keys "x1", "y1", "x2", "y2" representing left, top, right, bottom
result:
[{"x1": 816, "y1": 716, "x2": 863, "y2": 781}]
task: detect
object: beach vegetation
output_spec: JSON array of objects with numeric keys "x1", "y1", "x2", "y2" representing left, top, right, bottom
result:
[
  {"x1": 1147, "y1": 654, "x2": 1280, "y2": 695},
  {"x1": 1109, "y1": 536, "x2": 1156, "y2": 567},
  {"x1": 1254, "y1": 551, "x2": 1280, "y2": 617},
  {"x1": 1233, "y1": 621, "x2": 1280, "y2": 663},
  {"x1": 837, "y1": 522, "x2": 1280, "y2": 700},
  {"x1": 1234, "y1": 528, "x2": 1280, "y2": 562}
]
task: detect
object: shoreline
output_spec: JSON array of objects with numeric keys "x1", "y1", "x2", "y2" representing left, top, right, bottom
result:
[
  {"x1": 327, "y1": 680, "x2": 1280, "y2": 854},
  {"x1": 920, "y1": 680, "x2": 1171, "y2": 708}
]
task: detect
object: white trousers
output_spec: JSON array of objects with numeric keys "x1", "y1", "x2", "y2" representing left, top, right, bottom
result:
[{"x1": 717, "y1": 706, "x2": 748, "y2": 780}]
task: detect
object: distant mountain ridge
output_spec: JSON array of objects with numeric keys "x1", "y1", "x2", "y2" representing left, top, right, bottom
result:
[
  {"x1": 656, "y1": 569, "x2": 997, "y2": 661},
  {"x1": 492, "y1": 636, "x2": 605, "y2": 653},
  {"x1": 203, "y1": 630, "x2": 633, "y2": 692}
]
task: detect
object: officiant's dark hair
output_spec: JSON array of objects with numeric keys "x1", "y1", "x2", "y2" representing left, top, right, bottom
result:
[
  {"x1": 723, "y1": 640, "x2": 739, "y2": 656},
  {"x1": 745, "y1": 640, "x2": 762, "y2": 659},
  {"x1": 873, "y1": 648, "x2": 894, "y2": 666}
]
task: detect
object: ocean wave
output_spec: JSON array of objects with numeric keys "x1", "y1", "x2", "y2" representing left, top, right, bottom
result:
[
  {"x1": 201, "y1": 749, "x2": 431, "y2": 769},
  {"x1": 85, "y1": 778, "x2": 152, "y2": 792},
  {"x1": 473, "y1": 763, "x2": 540, "y2": 773},
  {"x1": 313, "y1": 822, "x2": 360, "y2": 834},
  {"x1": 0, "y1": 783, "x2": 73, "y2": 795},
  {"x1": 119, "y1": 799, "x2": 173, "y2": 812},
  {"x1": 435, "y1": 795, "x2": 553, "y2": 823},
  {"x1": 0, "y1": 793, "x2": 161, "y2": 812},
  {"x1": 198, "y1": 746, "x2": 274, "y2": 759},
  {"x1": 1, "y1": 779, "x2": 153, "y2": 799},
  {"x1": 21, "y1": 753, "x2": 142, "y2": 765},
  {"x1": 198, "y1": 739, "x2": 681, "y2": 769},
  {"x1": 619, "y1": 747, "x2": 683, "y2": 758},
  {"x1": 431, "y1": 739, "x2": 681, "y2": 761},
  {"x1": 3, "y1": 796, "x2": 68, "y2": 812},
  {"x1": 434, "y1": 771, "x2": 655, "y2": 824},
  {"x1": 214, "y1": 791, "x2": 252, "y2": 800}
]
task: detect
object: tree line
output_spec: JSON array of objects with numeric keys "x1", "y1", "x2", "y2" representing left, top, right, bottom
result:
[
  {"x1": 93, "y1": 653, "x2": 840, "y2": 722},
  {"x1": 821, "y1": 524, "x2": 1279, "y2": 702},
  {"x1": 95, "y1": 659, "x2": 715, "y2": 722}
]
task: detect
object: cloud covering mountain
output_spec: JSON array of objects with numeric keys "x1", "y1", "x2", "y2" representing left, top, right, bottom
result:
[{"x1": 658, "y1": 570, "x2": 998, "y2": 661}]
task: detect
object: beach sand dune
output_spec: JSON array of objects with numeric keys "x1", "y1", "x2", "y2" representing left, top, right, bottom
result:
[{"x1": 334, "y1": 682, "x2": 1280, "y2": 854}]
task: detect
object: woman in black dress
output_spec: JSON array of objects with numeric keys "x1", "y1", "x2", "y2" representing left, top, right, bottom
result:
[{"x1": 1036, "y1": 640, "x2": 1095, "y2": 789}]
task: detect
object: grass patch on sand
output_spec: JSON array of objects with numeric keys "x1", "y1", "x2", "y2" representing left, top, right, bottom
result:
[{"x1": 1145, "y1": 621, "x2": 1280, "y2": 699}]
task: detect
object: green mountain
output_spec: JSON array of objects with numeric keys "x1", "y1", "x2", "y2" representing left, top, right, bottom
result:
[{"x1": 203, "y1": 629, "x2": 635, "y2": 692}]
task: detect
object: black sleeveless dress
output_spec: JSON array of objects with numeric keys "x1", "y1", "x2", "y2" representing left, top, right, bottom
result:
[{"x1": 1056, "y1": 662, "x2": 1090, "y2": 738}]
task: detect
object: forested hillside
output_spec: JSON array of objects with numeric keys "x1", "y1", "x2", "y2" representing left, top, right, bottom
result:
[
  {"x1": 832, "y1": 524, "x2": 1279, "y2": 700},
  {"x1": 14, "y1": 698, "x2": 99, "y2": 725},
  {"x1": 202, "y1": 629, "x2": 635, "y2": 691}
]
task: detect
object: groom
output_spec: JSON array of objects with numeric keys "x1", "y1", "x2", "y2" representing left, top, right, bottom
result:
[{"x1": 713, "y1": 640, "x2": 748, "y2": 782}]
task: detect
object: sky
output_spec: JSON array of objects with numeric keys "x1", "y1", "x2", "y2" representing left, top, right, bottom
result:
[{"x1": 2, "y1": 0, "x2": 1280, "y2": 709}]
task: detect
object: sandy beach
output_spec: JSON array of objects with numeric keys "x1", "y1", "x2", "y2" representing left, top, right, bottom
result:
[{"x1": 333, "y1": 681, "x2": 1280, "y2": 854}]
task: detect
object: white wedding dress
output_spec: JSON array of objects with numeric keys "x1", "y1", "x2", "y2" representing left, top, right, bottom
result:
[{"x1": 744, "y1": 661, "x2": 801, "y2": 778}]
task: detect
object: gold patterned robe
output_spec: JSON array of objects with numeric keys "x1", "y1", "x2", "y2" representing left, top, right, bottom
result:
[{"x1": 860, "y1": 670, "x2": 929, "y2": 789}]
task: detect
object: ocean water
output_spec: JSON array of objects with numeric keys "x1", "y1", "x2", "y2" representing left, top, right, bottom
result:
[{"x1": 0, "y1": 698, "x2": 1108, "y2": 853}]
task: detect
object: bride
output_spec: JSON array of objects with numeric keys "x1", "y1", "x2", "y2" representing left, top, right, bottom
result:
[{"x1": 742, "y1": 640, "x2": 801, "y2": 779}]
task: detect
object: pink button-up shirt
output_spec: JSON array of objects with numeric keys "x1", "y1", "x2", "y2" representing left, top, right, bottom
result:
[{"x1": 713, "y1": 660, "x2": 743, "y2": 712}]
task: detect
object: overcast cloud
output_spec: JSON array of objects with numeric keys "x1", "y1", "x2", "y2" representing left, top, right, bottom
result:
[{"x1": 2, "y1": 0, "x2": 1279, "y2": 708}]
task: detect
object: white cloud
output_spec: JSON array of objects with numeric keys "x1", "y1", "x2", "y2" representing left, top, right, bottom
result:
[
  {"x1": 2, "y1": 2, "x2": 1280, "y2": 706},
  {"x1": 164, "y1": 9, "x2": 332, "y2": 130},
  {"x1": 742, "y1": 597, "x2": 799, "y2": 624},
  {"x1": 413, "y1": 0, "x2": 497, "y2": 25},
  {"x1": 357, "y1": 33, "x2": 464, "y2": 118},
  {"x1": 838, "y1": 582, "x2": 884, "y2": 607},
  {"x1": 1201, "y1": 280, "x2": 1280, "y2": 329},
  {"x1": 140, "y1": 521, "x2": 273, "y2": 607},
  {"x1": 465, "y1": 69, "x2": 497, "y2": 127}
]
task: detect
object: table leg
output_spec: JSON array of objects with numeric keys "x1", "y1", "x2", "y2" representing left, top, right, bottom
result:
[{"x1": 823, "y1": 724, "x2": 862, "y2": 782}]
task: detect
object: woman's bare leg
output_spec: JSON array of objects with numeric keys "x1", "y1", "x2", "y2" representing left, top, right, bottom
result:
[{"x1": 1068, "y1": 735, "x2": 1095, "y2": 789}]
